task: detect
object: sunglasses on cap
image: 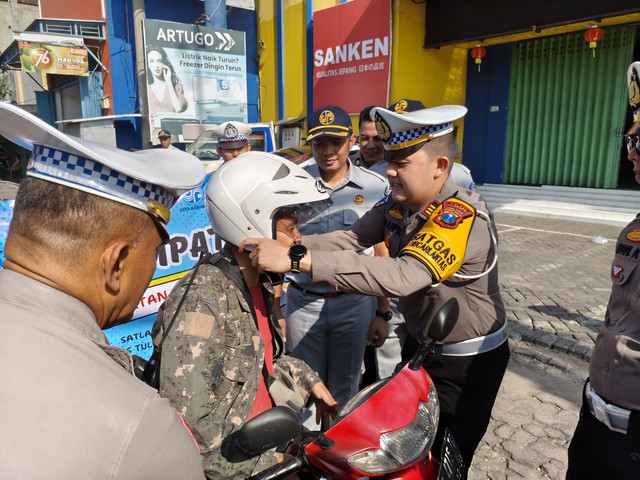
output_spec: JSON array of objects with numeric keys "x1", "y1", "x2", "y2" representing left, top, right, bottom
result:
[{"x1": 626, "y1": 135, "x2": 640, "y2": 154}]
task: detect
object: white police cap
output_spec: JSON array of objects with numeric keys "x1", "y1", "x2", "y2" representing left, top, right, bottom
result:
[
  {"x1": 371, "y1": 105, "x2": 467, "y2": 153},
  {"x1": 211, "y1": 121, "x2": 252, "y2": 149},
  {"x1": 0, "y1": 102, "x2": 204, "y2": 228}
]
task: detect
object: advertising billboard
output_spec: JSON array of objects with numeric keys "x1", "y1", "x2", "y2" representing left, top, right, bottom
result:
[
  {"x1": 143, "y1": 19, "x2": 248, "y2": 145},
  {"x1": 18, "y1": 42, "x2": 89, "y2": 76},
  {"x1": 312, "y1": 0, "x2": 391, "y2": 114}
]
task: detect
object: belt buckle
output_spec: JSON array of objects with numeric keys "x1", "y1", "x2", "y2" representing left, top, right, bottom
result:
[
  {"x1": 325, "y1": 292, "x2": 338, "y2": 298},
  {"x1": 586, "y1": 384, "x2": 627, "y2": 433},
  {"x1": 605, "y1": 404, "x2": 631, "y2": 434},
  {"x1": 589, "y1": 390, "x2": 612, "y2": 429}
]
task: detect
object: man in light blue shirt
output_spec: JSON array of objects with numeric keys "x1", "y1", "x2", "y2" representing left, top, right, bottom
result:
[{"x1": 285, "y1": 105, "x2": 389, "y2": 427}]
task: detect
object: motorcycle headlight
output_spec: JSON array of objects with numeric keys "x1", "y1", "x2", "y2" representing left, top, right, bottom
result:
[{"x1": 347, "y1": 386, "x2": 439, "y2": 475}]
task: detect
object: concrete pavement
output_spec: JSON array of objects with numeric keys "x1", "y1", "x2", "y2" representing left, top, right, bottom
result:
[
  {"x1": 494, "y1": 212, "x2": 621, "y2": 361},
  {"x1": 467, "y1": 212, "x2": 625, "y2": 479}
]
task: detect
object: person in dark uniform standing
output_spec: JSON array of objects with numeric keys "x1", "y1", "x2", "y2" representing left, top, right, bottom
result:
[
  {"x1": 158, "y1": 129, "x2": 179, "y2": 150},
  {"x1": 240, "y1": 103, "x2": 509, "y2": 475},
  {"x1": 566, "y1": 61, "x2": 640, "y2": 480}
]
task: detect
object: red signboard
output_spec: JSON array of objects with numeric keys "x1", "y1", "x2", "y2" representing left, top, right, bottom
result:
[{"x1": 312, "y1": 0, "x2": 391, "y2": 114}]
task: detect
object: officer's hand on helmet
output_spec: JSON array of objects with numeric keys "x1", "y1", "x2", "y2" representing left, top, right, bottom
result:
[{"x1": 240, "y1": 238, "x2": 293, "y2": 273}]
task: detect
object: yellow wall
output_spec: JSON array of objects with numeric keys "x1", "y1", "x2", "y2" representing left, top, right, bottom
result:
[
  {"x1": 257, "y1": 0, "x2": 468, "y2": 140},
  {"x1": 256, "y1": 2, "x2": 640, "y2": 147}
]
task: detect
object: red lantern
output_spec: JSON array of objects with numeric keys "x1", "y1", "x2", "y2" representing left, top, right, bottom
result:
[
  {"x1": 470, "y1": 46, "x2": 486, "y2": 72},
  {"x1": 584, "y1": 26, "x2": 604, "y2": 58}
]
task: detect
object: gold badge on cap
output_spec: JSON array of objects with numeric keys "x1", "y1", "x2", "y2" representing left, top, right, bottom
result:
[
  {"x1": 353, "y1": 195, "x2": 364, "y2": 205},
  {"x1": 374, "y1": 112, "x2": 391, "y2": 142},
  {"x1": 319, "y1": 110, "x2": 335, "y2": 125},
  {"x1": 394, "y1": 100, "x2": 408, "y2": 113},
  {"x1": 224, "y1": 123, "x2": 239, "y2": 138},
  {"x1": 147, "y1": 199, "x2": 171, "y2": 225}
]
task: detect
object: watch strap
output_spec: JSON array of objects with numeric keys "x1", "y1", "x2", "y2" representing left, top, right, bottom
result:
[
  {"x1": 376, "y1": 309, "x2": 392, "y2": 322},
  {"x1": 290, "y1": 258, "x2": 301, "y2": 274}
]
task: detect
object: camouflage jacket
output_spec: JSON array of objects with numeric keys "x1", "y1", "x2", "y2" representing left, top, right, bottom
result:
[{"x1": 153, "y1": 246, "x2": 320, "y2": 480}]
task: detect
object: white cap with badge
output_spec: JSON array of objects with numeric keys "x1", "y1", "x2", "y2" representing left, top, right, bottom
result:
[
  {"x1": 211, "y1": 121, "x2": 252, "y2": 149},
  {"x1": 371, "y1": 105, "x2": 467, "y2": 158},
  {"x1": 0, "y1": 102, "x2": 205, "y2": 230}
]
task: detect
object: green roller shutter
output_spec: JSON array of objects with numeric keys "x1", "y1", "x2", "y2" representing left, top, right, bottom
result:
[{"x1": 504, "y1": 25, "x2": 637, "y2": 188}]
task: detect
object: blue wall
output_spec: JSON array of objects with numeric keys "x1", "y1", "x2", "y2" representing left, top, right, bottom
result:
[
  {"x1": 463, "y1": 43, "x2": 511, "y2": 185},
  {"x1": 106, "y1": 0, "x2": 259, "y2": 149},
  {"x1": 228, "y1": 8, "x2": 259, "y2": 123}
]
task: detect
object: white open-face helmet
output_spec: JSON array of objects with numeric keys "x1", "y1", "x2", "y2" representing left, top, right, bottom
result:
[{"x1": 206, "y1": 152, "x2": 332, "y2": 246}]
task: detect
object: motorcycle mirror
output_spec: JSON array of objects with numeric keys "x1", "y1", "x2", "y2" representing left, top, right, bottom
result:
[
  {"x1": 425, "y1": 298, "x2": 459, "y2": 342},
  {"x1": 222, "y1": 406, "x2": 302, "y2": 459},
  {"x1": 409, "y1": 298, "x2": 459, "y2": 370}
]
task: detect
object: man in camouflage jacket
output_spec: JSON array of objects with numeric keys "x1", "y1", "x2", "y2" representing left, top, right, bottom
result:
[{"x1": 153, "y1": 245, "x2": 335, "y2": 480}]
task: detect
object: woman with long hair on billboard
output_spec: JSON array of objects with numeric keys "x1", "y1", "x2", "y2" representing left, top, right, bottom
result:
[{"x1": 146, "y1": 44, "x2": 188, "y2": 141}]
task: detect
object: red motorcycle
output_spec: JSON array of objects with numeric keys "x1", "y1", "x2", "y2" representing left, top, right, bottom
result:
[{"x1": 225, "y1": 298, "x2": 465, "y2": 480}]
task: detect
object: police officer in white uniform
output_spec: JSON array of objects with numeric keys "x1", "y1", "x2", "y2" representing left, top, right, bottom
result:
[
  {"x1": 0, "y1": 103, "x2": 206, "y2": 479},
  {"x1": 285, "y1": 105, "x2": 389, "y2": 428}
]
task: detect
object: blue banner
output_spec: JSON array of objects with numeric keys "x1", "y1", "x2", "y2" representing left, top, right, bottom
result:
[{"x1": 0, "y1": 199, "x2": 14, "y2": 266}]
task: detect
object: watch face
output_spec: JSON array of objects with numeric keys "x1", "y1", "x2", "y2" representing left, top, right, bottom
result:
[{"x1": 289, "y1": 244, "x2": 307, "y2": 258}]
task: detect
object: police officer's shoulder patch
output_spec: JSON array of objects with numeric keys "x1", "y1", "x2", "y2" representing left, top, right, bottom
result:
[{"x1": 401, "y1": 197, "x2": 476, "y2": 282}]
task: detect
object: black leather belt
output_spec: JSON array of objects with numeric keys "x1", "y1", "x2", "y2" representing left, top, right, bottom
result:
[{"x1": 287, "y1": 280, "x2": 346, "y2": 298}]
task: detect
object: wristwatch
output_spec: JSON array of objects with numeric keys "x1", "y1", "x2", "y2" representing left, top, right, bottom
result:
[
  {"x1": 288, "y1": 244, "x2": 308, "y2": 274},
  {"x1": 376, "y1": 310, "x2": 393, "y2": 322}
]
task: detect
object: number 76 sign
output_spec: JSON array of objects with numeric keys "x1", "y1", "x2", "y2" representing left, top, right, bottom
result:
[{"x1": 18, "y1": 42, "x2": 89, "y2": 76}]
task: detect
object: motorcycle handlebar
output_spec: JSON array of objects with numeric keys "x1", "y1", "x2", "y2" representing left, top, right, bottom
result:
[{"x1": 248, "y1": 455, "x2": 309, "y2": 480}]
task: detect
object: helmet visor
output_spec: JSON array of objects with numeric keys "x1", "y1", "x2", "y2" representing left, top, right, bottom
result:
[{"x1": 271, "y1": 198, "x2": 333, "y2": 237}]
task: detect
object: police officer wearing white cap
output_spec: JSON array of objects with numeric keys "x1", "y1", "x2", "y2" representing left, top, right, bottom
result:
[
  {"x1": 284, "y1": 104, "x2": 389, "y2": 429},
  {"x1": 0, "y1": 103, "x2": 206, "y2": 478},
  {"x1": 384, "y1": 99, "x2": 477, "y2": 191},
  {"x1": 241, "y1": 103, "x2": 508, "y2": 473},
  {"x1": 566, "y1": 62, "x2": 640, "y2": 479},
  {"x1": 355, "y1": 100, "x2": 479, "y2": 388},
  {"x1": 211, "y1": 121, "x2": 252, "y2": 162}
]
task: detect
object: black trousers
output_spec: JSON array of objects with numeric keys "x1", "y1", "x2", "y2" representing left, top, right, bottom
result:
[
  {"x1": 566, "y1": 383, "x2": 640, "y2": 480},
  {"x1": 422, "y1": 341, "x2": 510, "y2": 475}
]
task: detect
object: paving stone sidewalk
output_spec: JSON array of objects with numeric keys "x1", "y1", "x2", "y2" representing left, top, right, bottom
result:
[
  {"x1": 493, "y1": 212, "x2": 623, "y2": 362},
  {"x1": 467, "y1": 212, "x2": 625, "y2": 480}
]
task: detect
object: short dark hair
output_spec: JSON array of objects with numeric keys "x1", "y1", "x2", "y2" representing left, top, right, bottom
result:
[
  {"x1": 423, "y1": 131, "x2": 458, "y2": 173},
  {"x1": 9, "y1": 177, "x2": 153, "y2": 267},
  {"x1": 358, "y1": 106, "x2": 378, "y2": 129}
]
